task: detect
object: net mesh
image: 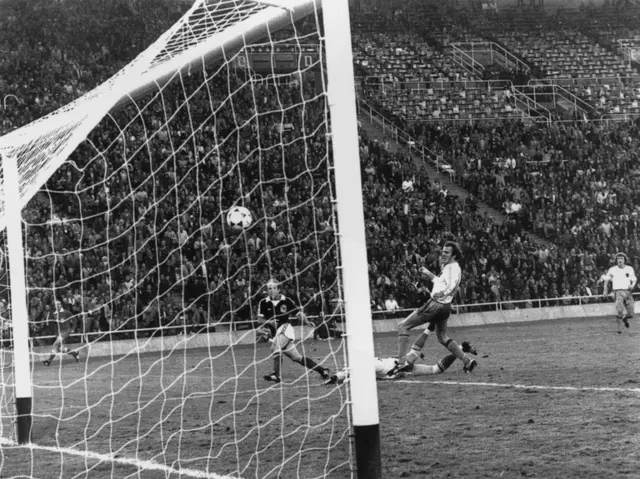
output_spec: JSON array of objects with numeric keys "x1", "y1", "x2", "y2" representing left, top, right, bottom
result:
[{"x1": 0, "y1": 1, "x2": 355, "y2": 477}]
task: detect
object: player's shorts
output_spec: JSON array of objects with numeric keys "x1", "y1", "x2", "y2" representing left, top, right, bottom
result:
[
  {"x1": 614, "y1": 290, "x2": 634, "y2": 318},
  {"x1": 57, "y1": 329, "x2": 71, "y2": 342},
  {"x1": 414, "y1": 300, "x2": 452, "y2": 328},
  {"x1": 271, "y1": 323, "x2": 297, "y2": 355}
]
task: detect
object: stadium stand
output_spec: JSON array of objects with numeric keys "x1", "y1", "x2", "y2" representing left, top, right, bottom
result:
[{"x1": 4, "y1": 0, "x2": 640, "y2": 346}]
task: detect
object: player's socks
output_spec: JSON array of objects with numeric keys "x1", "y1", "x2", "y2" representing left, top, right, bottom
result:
[
  {"x1": 411, "y1": 363, "x2": 440, "y2": 375},
  {"x1": 301, "y1": 357, "x2": 329, "y2": 378},
  {"x1": 405, "y1": 346, "x2": 422, "y2": 365},
  {"x1": 70, "y1": 351, "x2": 79, "y2": 362},
  {"x1": 444, "y1": 338, "x2": 470, "y2": 364},
  {"x1": 405, "y1": 331, "x2": 430, "y2": 365},
  {"x1": 398, "y1": 333, "x2": 410, "y2": 360},
  {"x1": 272, "y1": 356, "x2": 282, "y2": 378},
  {"x1": 438, "y1": 354, "x2": 457, "y2": 372}
]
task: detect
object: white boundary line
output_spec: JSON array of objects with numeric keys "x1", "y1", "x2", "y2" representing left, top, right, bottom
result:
[
  {"x1": 15, "y1": 380, "x2": 638, "y2": 477},
  {"x1": 393, "y1": 379, "x2": 640, "y2": 394},
  {"x1": 0, "y1": 437, "x2": 239, "y2": 479},
  {"x1": 36, "y1": 379, "x2": 640, "y2": 415}
]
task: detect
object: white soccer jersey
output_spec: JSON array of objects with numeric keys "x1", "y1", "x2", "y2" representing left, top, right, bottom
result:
[
  {"x1": 431, "y1": 261, "x2": 462, "y2": 304},
  {"x1": 606, "y1": 265, "x2": 637, "y2": 291}
]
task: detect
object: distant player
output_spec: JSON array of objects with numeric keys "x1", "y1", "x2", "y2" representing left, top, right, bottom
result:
[
  {"x1": 324, "y1": 341, "x2": 478, "y2": 385},
  {"x1": 603, "y1": 252, "x2": 636, "y2": 333},
  {"x1": 394, "y1": 241, "x2": 477, "y2": 373},
  {"x1": 257, "y1": 280, "x2": 330, "y2": 383},
  {"x1": 42, "y1": 300, "x2": 80, "y2": 366}
]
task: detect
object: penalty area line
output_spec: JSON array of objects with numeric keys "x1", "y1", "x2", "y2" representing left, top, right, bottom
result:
[
  {"x1": 393, "y1": 379, "x2": 640, "y2": 394},
  {"x1": 0, "y1": 437, "x2": 237, "y2": 479}
]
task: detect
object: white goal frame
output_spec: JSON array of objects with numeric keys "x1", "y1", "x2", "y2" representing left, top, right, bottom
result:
[{"x1": 0, "y1": 0, "x2": 381, "y2": 476}]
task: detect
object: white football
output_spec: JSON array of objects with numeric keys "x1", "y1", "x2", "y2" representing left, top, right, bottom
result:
[{"x1": 226, "y1": 206, "x2": 253, "y2": 231}]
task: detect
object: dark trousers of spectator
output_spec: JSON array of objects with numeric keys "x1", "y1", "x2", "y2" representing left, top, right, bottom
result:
[{"x1": 99, "y1": 315, "x2": 110, "y2": 333}]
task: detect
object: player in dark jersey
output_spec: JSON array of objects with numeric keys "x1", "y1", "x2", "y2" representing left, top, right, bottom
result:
[
  {"x1": 42, "y1": 301, "x2": 80, "y2": 366},
  {"x1": 257, "y1": 280, "x2": 330, "y2": 384}
]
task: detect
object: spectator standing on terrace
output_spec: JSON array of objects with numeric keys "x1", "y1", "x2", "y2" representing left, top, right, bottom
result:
[
  {"x1": 385, "y1": 294, "x2": 400, "y2": 312},
  {"x1": 603, "y1": 252, "x2": 636, "y2": 334}
]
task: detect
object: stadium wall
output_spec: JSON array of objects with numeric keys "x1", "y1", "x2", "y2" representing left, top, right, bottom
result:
[
  {"x1": 497, "y1": 0, "x2": 607, "y2": 8},
  {"x1": 30, "y1": 301, "x2": 626, "y2": 361}
]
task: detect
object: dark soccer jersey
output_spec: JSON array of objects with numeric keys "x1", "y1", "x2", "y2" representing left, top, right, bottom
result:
[
  {"x1": 56, "y1": 310, "x2": 74, "y2": 332},
  {"x1": 258, "y1": 295, "x2": 299, "y2": 327}
]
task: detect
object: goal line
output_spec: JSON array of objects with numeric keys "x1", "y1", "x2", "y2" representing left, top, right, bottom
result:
[
  {"x1": 0, "y1": 437, "x2": 236, "y2": 479},
  {"x1": 393, "y1": 379, "x2": 640, "y2": 394}
]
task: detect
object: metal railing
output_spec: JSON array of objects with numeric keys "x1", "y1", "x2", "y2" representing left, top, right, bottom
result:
[
  {"x1": 523, "y1": 81, "x2": 594, "y2": 115},
  {"x1": 529, "y1": 75, "x2": 640, "y2": 87},
  {"x1": 355, "y1": 97, "x2": 458, "y2": 174},
  {"x1": 616, "y1": 39, "x2": 640, "y2": 66},
  {"x1": 450, "y1": 41, "x2": 531, "y2": 74},
  {"x1": 362, "y1": 79, "x2": 514, "y2": 92},
  {"x1": 449, "y1": 44, "x2": 485, "y2": 78},
  {"x1": 2, "y1": 94, "x2": 21, "y2": 110},
  {"x1": 512, "y1": 89, "x2": 552, "y2": 123}
]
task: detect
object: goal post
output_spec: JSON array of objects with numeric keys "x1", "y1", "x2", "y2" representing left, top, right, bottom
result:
[
  {"x1": 0, "y1": 0, "x2": 381, "y2": 477},
  {"x1": 1, "y1": 153, "x2": 32, "y2": 444},
  {"x1": 321, "y1": 0, "x2": 382, "y2": 477}
]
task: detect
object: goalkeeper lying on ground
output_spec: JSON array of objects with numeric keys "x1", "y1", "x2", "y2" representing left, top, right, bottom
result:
[{"x1": 324, "y1": 341, "x2": 477, "y2": 385}]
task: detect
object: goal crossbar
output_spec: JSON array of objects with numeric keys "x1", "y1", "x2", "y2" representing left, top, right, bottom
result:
[{"x1": 0, "y1": 0, "x2": 318, "y2": 231}]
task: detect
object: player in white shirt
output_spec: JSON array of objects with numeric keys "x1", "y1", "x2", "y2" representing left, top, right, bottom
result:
[
  {"x1": 603, "y1": 252, "x2": 637, "y2": 333},
  {"x1": 394, "y1": 241, "x2": 477, "y2": 374},
  {"x1": 324, "y1": 341, "x2": 478, "y2": 385}
]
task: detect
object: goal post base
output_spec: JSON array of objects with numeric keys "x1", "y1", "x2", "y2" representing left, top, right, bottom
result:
[
  {"x1": 354, "y1": 424, "x2": 382, "y2": 479},
  {"x1": 15, "y1": 397, "x2": 32, "y2": 444}
]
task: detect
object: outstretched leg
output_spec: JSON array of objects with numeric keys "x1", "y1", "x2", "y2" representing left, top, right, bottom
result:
[
  {"x1": 407, "y1": 341, "x2": 477, "y2": 376},
  {"x1": 286, "y1": 346, "x2": 329, "y2": 379},
  {"x1": 43, "y1": 337, "x2": 63, "y2": 366},
  {"x1": 405, "y1": 323, "x2": 436, "y2": 365},
  {"x1": 435, "y1": 323, "x2": 477, "y2": 372}
]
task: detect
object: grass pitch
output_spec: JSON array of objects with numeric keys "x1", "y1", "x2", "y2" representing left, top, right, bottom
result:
[{"x1": 0, "y1": 315, "x2": 638, "y2": 478}]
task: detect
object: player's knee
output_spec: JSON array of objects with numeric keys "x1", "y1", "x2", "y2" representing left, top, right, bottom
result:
[
  {"x1": 398, "y1": 319, "x2": 413, "y2": 335},
  {"x1": 270, "y1": 351, "x2": 283, "y2": 360}
]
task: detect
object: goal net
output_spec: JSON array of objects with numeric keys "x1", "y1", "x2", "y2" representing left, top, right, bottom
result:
[{"x1": 0, "y1": 1, "x2": 372, "y2": 477}]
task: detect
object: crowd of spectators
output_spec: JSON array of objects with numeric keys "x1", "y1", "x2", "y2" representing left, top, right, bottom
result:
[
  {"x1": 3, "y1": 0, "x2": 640, "y2": 347},
  {"x1": 352, "y1": 3, "x2": 640, "y2": 311}
]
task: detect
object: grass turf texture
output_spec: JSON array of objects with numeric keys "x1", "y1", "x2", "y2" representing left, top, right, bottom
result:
[{"x1": 0, "y1": 316, "x2": 638, "y2": 478}]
